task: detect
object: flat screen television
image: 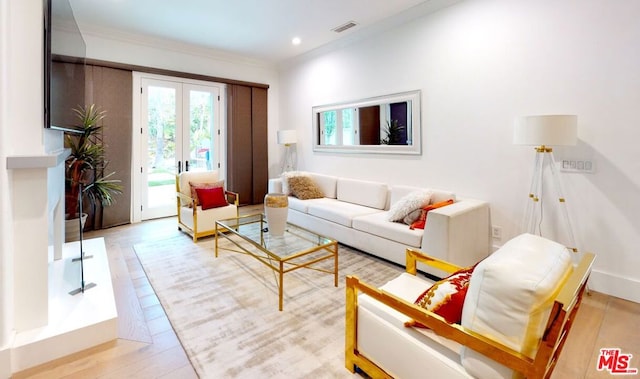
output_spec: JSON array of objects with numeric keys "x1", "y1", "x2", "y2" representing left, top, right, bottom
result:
[{"x1": 44, "y1": 0, "x2": 87, "y2": 134}]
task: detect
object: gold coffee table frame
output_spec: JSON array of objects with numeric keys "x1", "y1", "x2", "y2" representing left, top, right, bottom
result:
[{"x1": 215, "y1": 214, "x2": 338, "y2": 311}]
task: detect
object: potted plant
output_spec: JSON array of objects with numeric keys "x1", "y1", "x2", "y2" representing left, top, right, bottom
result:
[{"x1": 65, "y1": 104, "x2": 122, "y2": 239}]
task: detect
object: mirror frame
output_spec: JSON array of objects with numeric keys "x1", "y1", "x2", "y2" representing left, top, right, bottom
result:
[{"x1": 312, "y1": 90, "x2": 421, "y2": 155}]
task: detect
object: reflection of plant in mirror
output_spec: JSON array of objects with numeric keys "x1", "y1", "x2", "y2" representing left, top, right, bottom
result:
[
  {"x1": 323, "y1": 111, "x2": 337, "y2": 139},
  {"x1": 381, "y1": 120, "x2": 405, "y2": 145}
]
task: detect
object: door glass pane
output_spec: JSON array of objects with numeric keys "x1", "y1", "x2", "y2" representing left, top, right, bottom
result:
[
  {"x1": 342, "y1": 108, "x2": 354, "y2": 145},
  {"x1": 188, "y1": 90, "x2": 214, "y2": 172},
  {"x1": 147, "y1": 86, "x2": 177, "y2": 209}
]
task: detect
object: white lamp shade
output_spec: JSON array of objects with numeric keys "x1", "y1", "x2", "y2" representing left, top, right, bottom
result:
[
  {"x1": 514, "y1": 115, "x2": 577, "y2": 146},
  {"x1": 277, "y1": 130, "x2": 297, "y2": 145}
]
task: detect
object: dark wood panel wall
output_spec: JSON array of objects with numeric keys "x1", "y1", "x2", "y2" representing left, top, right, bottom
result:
[
  {"x1": 251, "y1": 87, "x2": 268, "y2": 204},
  {"x1": 85, "y1": 64, "x2": 133, "y2": 228},
  {"x1": 54, "y1": 56, "x2": 269, "y2": 227},
  {"x1": 226, "y1": 85, "x2": 268, "y2": 205}
]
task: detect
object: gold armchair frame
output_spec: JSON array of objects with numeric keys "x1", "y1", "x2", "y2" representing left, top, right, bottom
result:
[{"x1": 345, "y1": 248, "x2": 595, "y2": 379}]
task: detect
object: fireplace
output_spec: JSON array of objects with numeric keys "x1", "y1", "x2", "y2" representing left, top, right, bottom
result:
[{"x1": 6, "y1": 129, "x2": 117, "y2": 373}]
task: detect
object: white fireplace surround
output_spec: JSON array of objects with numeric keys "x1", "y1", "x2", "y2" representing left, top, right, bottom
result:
[{"x1": 5, "y1": 130, "x2": 117, "y2": 373}]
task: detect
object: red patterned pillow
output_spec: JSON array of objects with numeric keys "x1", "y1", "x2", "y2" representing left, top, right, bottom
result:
[
  {"x1": 409, "y1": 199, "x2": 454, "y2": 230},
  {"x1": 195, "y1": 187, "x2": 228, "y2": 210},
  {"x1": 408, "y1": 265, "x2": 475, "y2": 327}
]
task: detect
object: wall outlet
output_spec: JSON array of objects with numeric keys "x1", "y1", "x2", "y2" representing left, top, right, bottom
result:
[
  {"x1": 492, "y1": 225, "x2": 502, "y2": 241},
  {"x1": 560, "y1": 159, "x2": 595, "y2": 173}
]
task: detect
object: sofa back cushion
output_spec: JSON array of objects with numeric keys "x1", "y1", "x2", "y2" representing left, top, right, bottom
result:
[
  {"x1": 460, "y1": 233, "x2": 573, "y2": 379},
  {"x1": 389, "y1": 185, "x2": 456, "y2": 209},
  {"x1": 310, "y1": 173, "x2": 338, "y2": 199},
  {"x1": 337, "y1": 178, "x2": 388, "y2": 209}
]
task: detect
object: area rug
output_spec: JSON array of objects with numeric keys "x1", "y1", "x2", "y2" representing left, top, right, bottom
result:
[{"x1": 133, "y1": 233, "x2": 404, "y2": 378}]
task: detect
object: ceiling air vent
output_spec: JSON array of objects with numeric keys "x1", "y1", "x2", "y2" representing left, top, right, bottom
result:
[{"x1": 332, "y1": 21, "x2": 358, "y2": 33}]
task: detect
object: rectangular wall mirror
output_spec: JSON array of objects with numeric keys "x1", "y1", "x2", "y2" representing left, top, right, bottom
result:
[{"x1": 312, "y1": 90, "x2": 421, "y2": 155}]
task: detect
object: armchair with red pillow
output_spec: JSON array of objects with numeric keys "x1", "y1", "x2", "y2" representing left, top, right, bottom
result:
[{"x1": 176, "y1": 170, "x2": 239, "y2": 242}]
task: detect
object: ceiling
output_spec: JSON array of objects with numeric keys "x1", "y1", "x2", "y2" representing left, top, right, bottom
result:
[{"x1": 58, "y1": 0, "x2": 458, "y2": 65}]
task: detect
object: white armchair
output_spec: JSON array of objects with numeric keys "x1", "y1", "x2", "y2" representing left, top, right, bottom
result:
[
  {"x1": 176, "y1": 170, "x2": 239, "y2": 242},
  {"x1": 345, "y1": 234, "x2": 595, "y2": 379}
]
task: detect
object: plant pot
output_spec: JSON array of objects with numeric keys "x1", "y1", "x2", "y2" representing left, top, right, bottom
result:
[
  {"x1": 264, "y1": 193, "x2": 288, "y2": 237},
  {"x1": 65, "y1": 213, "x2": 88, "y2": 242}
]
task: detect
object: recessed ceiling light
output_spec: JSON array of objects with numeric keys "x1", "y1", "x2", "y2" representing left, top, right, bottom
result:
[{"x1": 292, "y1": 37, "x2": 301, "y2": 45}]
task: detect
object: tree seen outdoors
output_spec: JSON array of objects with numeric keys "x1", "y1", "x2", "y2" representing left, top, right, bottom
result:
[{"x1": 147, "y1": 88, "x2": 213, "y2": 173}]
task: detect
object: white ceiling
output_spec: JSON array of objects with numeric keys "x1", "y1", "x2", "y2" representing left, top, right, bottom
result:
[{"x1": 58, "y1": 0, "x2": 458, "y2": 65}]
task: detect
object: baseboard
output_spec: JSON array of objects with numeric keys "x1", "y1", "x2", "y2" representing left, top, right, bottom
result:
[{"x1": 589, "y1": 269, "x2": 640, "y2": 303}]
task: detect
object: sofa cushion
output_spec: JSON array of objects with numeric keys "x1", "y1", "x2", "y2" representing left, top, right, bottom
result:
[
  {"x1": 285, "y1": 196, "x2": 330, "y2": 213},
  {"x1": 352, "y1": 211, "x2": 423, "y2": 248},
  {"x1": 307, "y1": 200, "x2": 383, "y2": 228},
  {"x1": 460, "y1": 233, "x2": 573, "y2": 379},
  {"x1": 310, "y1": 173, "x2": 338, "y2": 199},
  {"x1": 337, "y1": 178, "x2": 388, "y2": 209},
  {"x1": 288, "y1": 176, "x2": 324, "y2": 200},
  {"x1": 387, "y1": 190, "x2": 433, "y2": 222}
]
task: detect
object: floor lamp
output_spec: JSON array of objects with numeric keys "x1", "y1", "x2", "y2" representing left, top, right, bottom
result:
[
  {"x1": 277, "y1": 130, "x2": 297, "y2": 174},
  {"x1": 514, "y1": 115, "x2": 579, "y2": 254}
]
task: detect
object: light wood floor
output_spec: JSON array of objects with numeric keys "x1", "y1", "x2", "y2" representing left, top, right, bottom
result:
[{"x1": 13, "y1": 206, "x2": 640, "y2": 378}]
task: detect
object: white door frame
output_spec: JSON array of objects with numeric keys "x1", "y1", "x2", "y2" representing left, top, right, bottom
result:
[{"x1": 131, "y1": 72, "x2": 227, "y2": 223}]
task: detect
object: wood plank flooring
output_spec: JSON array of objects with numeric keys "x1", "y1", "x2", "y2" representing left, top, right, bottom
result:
[{"x1": 13, "y1": 205, "x2": 640, "y2": 378}]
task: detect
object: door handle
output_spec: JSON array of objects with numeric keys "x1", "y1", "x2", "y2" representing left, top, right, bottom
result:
[
  {"x1": 185, "y1": 160, "x2": 189, "y2": 172},
  {"x1": 178, "y1": 161, "x2": 182, "y2": 173}
]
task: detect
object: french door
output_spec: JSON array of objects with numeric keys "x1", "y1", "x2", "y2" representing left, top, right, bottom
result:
[{"x1": 133, "y1": 74, "x2": 224, "y2": 221}]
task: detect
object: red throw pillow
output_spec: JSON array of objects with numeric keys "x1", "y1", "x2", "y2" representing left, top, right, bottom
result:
[
  {"x1": 195, "y1": 187, "x2": 228, "y2": 210},
  {"x1": 189, "y1": 180, "x2": 224, "y2": 207},
  {"x1": 407, "y1": 265, "x2": 475, "y2": 328},
  {"x1": 409, "y1": 199, "x2": 454, "y2": 230}
]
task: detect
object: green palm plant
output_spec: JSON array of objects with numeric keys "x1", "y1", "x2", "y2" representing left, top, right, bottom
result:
[{"x1": 65, "y1": 104, "x2": 123, "y2": 221}]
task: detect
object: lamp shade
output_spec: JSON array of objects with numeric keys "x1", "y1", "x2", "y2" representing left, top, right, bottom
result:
[
  {"x1": 513, "y1": 115, "x2": 577, "y2": 146},
  {"x1": 277, "y1": 129, "x2": 297, "y2": 145}
]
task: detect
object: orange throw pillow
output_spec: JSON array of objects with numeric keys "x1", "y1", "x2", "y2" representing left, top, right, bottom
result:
[{"x1": 409, "y1": 199, "x2": 454, "y2": 230}]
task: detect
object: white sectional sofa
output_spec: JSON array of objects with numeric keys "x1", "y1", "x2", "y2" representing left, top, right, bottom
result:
[{"x1": 268, "y1": 172, "x2": 491, "y2": 274}]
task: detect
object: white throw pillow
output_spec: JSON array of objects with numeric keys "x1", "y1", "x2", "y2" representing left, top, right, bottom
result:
[{"x1": 387, "y1": 190, "x2": 432, "y2": 222}]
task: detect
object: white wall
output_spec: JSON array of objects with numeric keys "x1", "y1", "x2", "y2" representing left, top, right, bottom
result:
[
  {"x1": 278, "y1": 0, "x2": 640, "y2": 302},
  {"x1": 1, "y1": 0, "x2": 50, "y2": 375}
]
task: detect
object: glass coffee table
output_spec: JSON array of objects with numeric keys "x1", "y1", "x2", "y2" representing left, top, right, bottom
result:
[{"x1": 214, "y1": 214, "x2": 338, "y2": 311}]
